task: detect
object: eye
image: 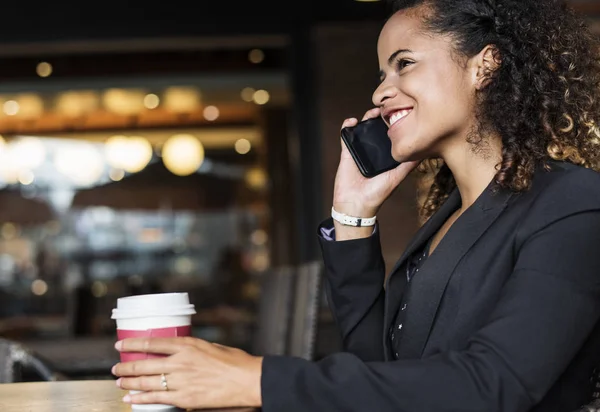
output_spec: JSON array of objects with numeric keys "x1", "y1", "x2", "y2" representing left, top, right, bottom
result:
[{"x1": 396, "y1": 58, "x2": 414, "y2": 71}]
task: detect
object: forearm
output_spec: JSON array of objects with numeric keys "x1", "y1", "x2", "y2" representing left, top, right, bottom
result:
[
  {"x1": 260, "y1": 350, "x2": 532, "y2": 412},
  {"x1": 325, "y1": 280, "x2": 385, "y2": 360},
  {"x1": 318, "y1": 219, "x2": 386, "y2": 360}
]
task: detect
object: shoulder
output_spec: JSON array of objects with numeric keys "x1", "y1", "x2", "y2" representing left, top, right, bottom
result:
[
  {"x1": 536, "y1": 160, "x2": 600, "y2": 186},
  {"x1": 528, "y1": 161, "x2": 600, "y2": 208},
  {"x1": 513, "y1": 161, "x2": 600, "y2": 232}
]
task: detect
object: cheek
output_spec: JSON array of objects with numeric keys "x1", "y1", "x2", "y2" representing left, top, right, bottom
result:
[
  {"x1": 409, "y1": 65, "x2": 469, "y2": 105},
  {"x1": 390, "y1": 70, "x2": 474, "y2": 157},
  {"x1": 418, "y1": 76, "x2": 473, "y2": 127}
]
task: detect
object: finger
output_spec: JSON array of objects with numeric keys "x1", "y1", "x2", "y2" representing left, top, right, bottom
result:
[
  {"x1": 340, "y1": 118, "x2": 358, "y2": 154},
  {"x1": 361, "y1": 107, "x2": 381, "y2": 121},
  {"x1": 387, "y1": 160, "x2": 421, "y2": 185},
  {"x1": 340, "y1": 117, "x2": 358, "y2": 131},
  {"x1": 112, "y1": 358, "x2": 171, "y2": 377},
  {"x1": 117, "y1": 374, "x2": 167, "y2": 392},
  {"x1": 124, "y1": 390, "x2": 173, "y2": 406},
  {"x1": 116, "y1": 337, "x2": 193, "y2": 355},
  {"x1": 398, "y1": 160, "x2": 422, "y2": 175},
  {"x1": 212, "y1": 342, "x2": 232, "y2": 351}
]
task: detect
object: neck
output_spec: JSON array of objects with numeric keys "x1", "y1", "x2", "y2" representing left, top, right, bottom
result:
[{"x1": 441, "y1": 133, "x2": 503, "y2": 212}]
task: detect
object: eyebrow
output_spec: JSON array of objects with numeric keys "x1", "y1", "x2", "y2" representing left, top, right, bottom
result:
[{"x1": 379, "y1": 49, "x2": 414, "y2": 79}]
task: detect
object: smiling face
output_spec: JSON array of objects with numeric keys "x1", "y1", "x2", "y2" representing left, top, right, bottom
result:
[{"x1": 373, "y1": 8, "x2": 480, "y2": 162}]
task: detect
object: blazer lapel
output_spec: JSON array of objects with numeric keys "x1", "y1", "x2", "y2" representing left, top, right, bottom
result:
[
  {"x1": 396, "y1": 182, "x2": 514, "y2": 359},
  {"x1": 382, "y1": 188, "x2": 461, "y2": 358},
  {"x1": 387, "y1": 188, "x2": 462, "y2": 282}
]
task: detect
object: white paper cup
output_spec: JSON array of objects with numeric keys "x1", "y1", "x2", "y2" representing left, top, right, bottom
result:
[{"x1": 112, "y1": 293, "x2": 196, "y2": 411}]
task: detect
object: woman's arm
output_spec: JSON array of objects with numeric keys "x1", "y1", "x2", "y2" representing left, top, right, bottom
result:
[
  {"x1": 318, "y1": 219, "x2": 387, "y2": 361},
  {"x1": 261, "y1": 209, "x2": 600, "y2": 412}
]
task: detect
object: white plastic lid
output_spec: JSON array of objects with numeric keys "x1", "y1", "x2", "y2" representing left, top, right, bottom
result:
[{"x1": 111, "y1": 293, "x2": 197, "y2": 320}]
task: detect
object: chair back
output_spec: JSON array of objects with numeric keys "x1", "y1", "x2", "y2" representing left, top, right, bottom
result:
[
  {"x1": 287, "y1": 261, "x2": 323, "y2": 360},
  {"x1": 252, "y1": 266, "x2": 296, "y2": 356},
  {"x1": 575, "y1": 400, "x2": 600, "y2": 412},
  {"x1": 252, "y1": 260, "x2": 324, "y2": 360},
  {"x1": 0, "y1": 338, "x2": 64, "y2": 383}
]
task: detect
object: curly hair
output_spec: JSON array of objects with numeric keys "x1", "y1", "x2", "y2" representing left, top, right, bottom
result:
[{"x1": 387, "y1": 0, "x2": 600, "y2": 222}]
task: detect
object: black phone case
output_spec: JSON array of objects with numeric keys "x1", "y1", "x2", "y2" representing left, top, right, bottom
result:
[
  {"x1": 341, "y1": 132, "x2": 372, "y2": 177},
  {"x1": 340, "y1": 118, "x2": 399, "y2": 178}
]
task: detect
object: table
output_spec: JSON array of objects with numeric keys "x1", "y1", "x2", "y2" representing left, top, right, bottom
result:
[
  {"x1": 23, "y1": 337, "x2": 119, "y2": 377},
  {"x1": 0, "y1": 380, "x2": 258, "y2": 412}
]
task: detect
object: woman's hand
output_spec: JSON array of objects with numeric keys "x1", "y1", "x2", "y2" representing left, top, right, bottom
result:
[
  {"x1": 333, "y1": 108, "x2": 420, "y2": 239},
  {"x1": 112, "y1": 337, "x2": 263, "y2": 410}
]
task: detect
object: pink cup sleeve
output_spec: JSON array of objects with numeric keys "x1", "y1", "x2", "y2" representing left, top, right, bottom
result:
[{"x1": 117, "y1": 325, "x2": 192, "y2": 362}]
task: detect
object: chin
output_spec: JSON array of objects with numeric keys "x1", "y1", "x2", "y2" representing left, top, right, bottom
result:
[
  {"x1": 391, "y1": 152, "x2": 406, "y2": 162},
  {"x1": 391, "y1": 137, "x2": 433, "y2": 163},
  {"x1": 391, "y1": 144, "x2": 419, "y2": 163}
]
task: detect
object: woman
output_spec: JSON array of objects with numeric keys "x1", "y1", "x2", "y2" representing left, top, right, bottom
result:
[{"x1": 112, "y1": 0, "x2": 600, "y2": 410}]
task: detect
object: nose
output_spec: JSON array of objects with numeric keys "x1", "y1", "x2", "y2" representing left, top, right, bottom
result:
[{"x1": 372, "y1": 81, "x2": 398, "y2": 107}]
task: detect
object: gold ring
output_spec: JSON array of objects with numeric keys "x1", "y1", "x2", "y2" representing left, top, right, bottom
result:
[{"x1": 160, "y1": 373, "x2": 169, "y2": 391}]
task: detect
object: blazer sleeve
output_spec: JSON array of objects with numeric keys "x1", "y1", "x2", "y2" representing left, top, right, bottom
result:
[
  {"x1": 317, "y1": 218, "x2": 386, "y2": 362},
  {"x1": 261, "y1": 172, "x2": 600, "y2": 412}
]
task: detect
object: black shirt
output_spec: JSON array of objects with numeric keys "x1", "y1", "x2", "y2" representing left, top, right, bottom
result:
[{"x1": 388, "y1": 237, "x2": 433, "y2": 359}]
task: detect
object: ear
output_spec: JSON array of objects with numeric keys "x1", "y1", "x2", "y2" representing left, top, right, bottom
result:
[{"x1": 470, "y1": 45, "x2": 501, "y2": 90}]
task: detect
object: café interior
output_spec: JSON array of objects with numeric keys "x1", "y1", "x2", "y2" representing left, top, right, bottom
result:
[{"x1": 0, "y1": 0, "x2": 598, "y2": 390}]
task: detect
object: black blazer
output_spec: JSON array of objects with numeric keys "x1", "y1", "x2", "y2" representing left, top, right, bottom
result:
[{"x1": 261, "y1": 161, "x2": 600, "y2": 412}]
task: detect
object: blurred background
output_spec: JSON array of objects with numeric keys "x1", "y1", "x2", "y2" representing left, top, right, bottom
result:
[{"x1": 0, "y1": 0, "x2": 597, "y2": 381}]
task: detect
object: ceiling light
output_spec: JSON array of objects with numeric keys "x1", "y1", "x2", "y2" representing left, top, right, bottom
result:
[
  {"x1": 162, "y1": 134, "x2": 205, "y2": 176},
  {"x1": 235, "y1": 139, "x2": 252, "y2": 155},
  {"x1": 143, "y1": 93, "x2": 160, "y2": 109},
  {"x1": 248, "y1": 49, "x2": 265, "y2": 64},
  {"x1": 252, "y1": 90, "x2": 270, "y2": 105},
  {"x1": 36, "y1": 62, "x2": 53, "y2": 78},
  {"x1": 203, "y1": 105, "x2": 220, "y2": 121},
  {"x1": 241, "y1": 87, "x2": 255, "y2": 102}
]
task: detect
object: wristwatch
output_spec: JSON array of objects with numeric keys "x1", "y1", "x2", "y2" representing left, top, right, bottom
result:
[{"x1": 331, "y1": 206, "x2": 376, "y2": 227}]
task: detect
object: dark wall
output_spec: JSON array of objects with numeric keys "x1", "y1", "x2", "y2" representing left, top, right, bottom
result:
[{"x1": 0, "y1": 1, "x2": 387, "y2": 44}]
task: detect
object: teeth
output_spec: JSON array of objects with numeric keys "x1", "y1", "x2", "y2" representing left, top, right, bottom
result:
[{"x1": 390, "y1": 109, "x2": 412, "y2": 126}]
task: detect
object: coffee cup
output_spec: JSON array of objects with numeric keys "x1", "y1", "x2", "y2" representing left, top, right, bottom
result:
[{"x1": 112, "y1": 293, "x2": 196, "y2": 410}]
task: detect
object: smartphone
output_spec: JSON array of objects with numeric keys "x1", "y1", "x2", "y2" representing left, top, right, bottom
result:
[{"x1": 340, "y1": 116, "x2": 400, "y2": 178}]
